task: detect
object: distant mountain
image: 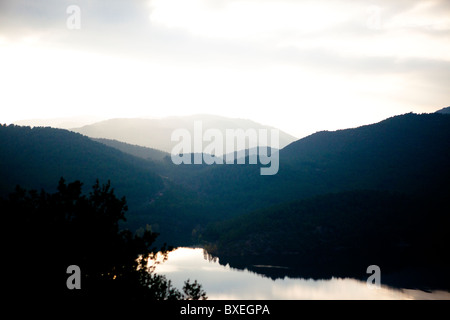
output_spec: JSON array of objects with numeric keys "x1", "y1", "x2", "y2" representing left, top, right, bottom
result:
[
  {"x1": 435, "y1": 106, "x2": 450, "y2": 114},
  {"x1": 70, "y1": 114, "x2": 297, "y2": 154}
]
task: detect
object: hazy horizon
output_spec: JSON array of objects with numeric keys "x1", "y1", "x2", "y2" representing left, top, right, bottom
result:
[{"x1": 1, "y1": 0, "x2": 449, "y2": 138}]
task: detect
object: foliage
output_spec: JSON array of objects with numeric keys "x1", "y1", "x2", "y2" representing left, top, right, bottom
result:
[
  {"x1": 202, "y1": 189, "x2": 450, "y2": 270},
  {"x1": 2, "y1": 178, "x2": 206, "y2": 302},
  {"x1": 183, "y1": 279, "x2": 208, "y2": 300}
]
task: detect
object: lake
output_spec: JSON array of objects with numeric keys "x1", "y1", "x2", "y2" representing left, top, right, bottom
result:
[{"x1": 153, "y1": 247, "x2": 450, "y2": 300}]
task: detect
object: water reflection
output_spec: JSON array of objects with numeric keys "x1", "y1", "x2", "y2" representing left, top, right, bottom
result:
[{"x1": 153, "y1": 247, "x2": 450, "y2": 300}]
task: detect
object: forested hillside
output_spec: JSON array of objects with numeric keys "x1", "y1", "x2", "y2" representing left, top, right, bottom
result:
[
  {"x1": 169, "y1": 113, "x2": 450, "y2": 220},
  {"x1": 2, "y1": 112, "x2": 450, "y2": 254},
  {"x1": 203, "y1": 190, "x2": 449, "y2": 263},
  {"x1": 0, "y1": 125, "x2": 163, "y2": 208}
]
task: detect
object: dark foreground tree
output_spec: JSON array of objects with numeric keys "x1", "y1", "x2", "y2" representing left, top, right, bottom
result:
[{"x1": 2, "y1": 178, "x2": 206, "y2": 303}]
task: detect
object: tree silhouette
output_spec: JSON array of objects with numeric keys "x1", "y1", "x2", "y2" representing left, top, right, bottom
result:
[
  {"x1": 183, "y1": 279, "x2": 208, "y2": 300},
  {"x1": 2, "y1": 178, "x2": 206, "y2": 302}
]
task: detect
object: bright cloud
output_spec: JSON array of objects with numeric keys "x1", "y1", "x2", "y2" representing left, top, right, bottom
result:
[
  {"x1": 0, "y1": 0, "x2": 449, "y2": 138},
  {"x1": 149, "y1": 0, "x2": 355, "y2": 39}
]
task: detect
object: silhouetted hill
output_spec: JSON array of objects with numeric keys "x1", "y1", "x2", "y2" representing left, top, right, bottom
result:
[
  {"x1": 2, "y1": 112, "x2": 450, "y2": 251},
  {"x1": 71, "y1": 114, "x2": 297, "y2": 154},
  {"x1": 91, "y1": 138, "x2": 169, "y2": 162},
  {"x1": 202, "y1": 190, "x2": 450, "y2": 290},
  {"x1": 435, "y1": 106, "x2": 450, "y2": 114},
  {"x1": 175, "y1": 113, "x2": 450, "y2": 219},
  {"x1": 0, "y1": 124, "x2": 163, "y2": 209},
  {"x1": 198, "y1": 112, "x2": 450, "y2": 278},
  {"x1": 204, "y1": 190, "x2": 449, "y2": 258},
  {"x1": 281, "y1": 112, "x2": 450, "y2": 194},
  {"x1": 0, "y1": 124, "x2": 212, "y2": 245}
]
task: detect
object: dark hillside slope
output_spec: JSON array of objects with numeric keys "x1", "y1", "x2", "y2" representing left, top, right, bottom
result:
[
  {"x1": 202, "y1": 190, "x2": 450, "y2": 289},
  {"x1": 0, "y1": 125, "x2": 163, "y2": 209},
  {"x1": 280, "y1": 112, "x2": 450, "y2": 195},
  {"x1": 0, "y1": 124, "x2": 211, "y2": 245},
  {"x1": 204, "y1": 190, "x2": 449, "y2": 260},
  {"x1": 435, "y1": 106, "x2": 450, "y2": 114},
  {"x1": 91, "y1": 138, "x2": 168, "y2": 162},
  {"x1": 179, "y1": 113, "x2": 450, "y2": 218}
]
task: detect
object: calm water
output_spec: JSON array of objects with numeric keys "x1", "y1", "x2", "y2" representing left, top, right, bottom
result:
[{"x1": 153, "y1": 247, "x2": 450, "y2": 300}]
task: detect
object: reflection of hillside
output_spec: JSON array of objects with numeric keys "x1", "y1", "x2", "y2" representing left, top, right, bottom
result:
[
  {"x1": 202, "y1": 248, "x2": 219, "y2": 263},
  {"x1": 204, "y1": 250, "x2": 450, "y2": 292}
]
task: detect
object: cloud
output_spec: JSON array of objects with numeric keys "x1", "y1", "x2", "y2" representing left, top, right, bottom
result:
[
  {"x1": 0, "y1": 0, "x2": 151, "y2": 43},
  {"x1": 149, "y1": 0, "x2": 356, "y2": 38},
  {"x1": 2, "y1": 0, "x2": 448, "y2": 65},
  {"x1": 0, "y1": 0, "x2": 448, "y2": 134}
]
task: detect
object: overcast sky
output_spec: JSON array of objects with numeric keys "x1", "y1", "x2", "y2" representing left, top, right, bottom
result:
[{"x1": 1, "y1": 0, "x2": 449, "y2": 138}]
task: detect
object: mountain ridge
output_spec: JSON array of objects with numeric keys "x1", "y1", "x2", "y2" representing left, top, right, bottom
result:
[
  {"x1": 166, "y1": 112, "x2": 450, "y2": 220},
  {"x1": 70, "y1": 114, "x2": 297, "y2": 154},
  {"x1": 435, "y1": 106, "x2": 450, "y2": 114},
  {"x1": 2, "y1": 111, "x2": 450, "y2": 249}
]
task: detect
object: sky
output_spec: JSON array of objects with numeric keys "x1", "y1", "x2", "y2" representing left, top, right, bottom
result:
[{"x1": 0, "y1": 0, "x2": 449, "y2": 138}]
